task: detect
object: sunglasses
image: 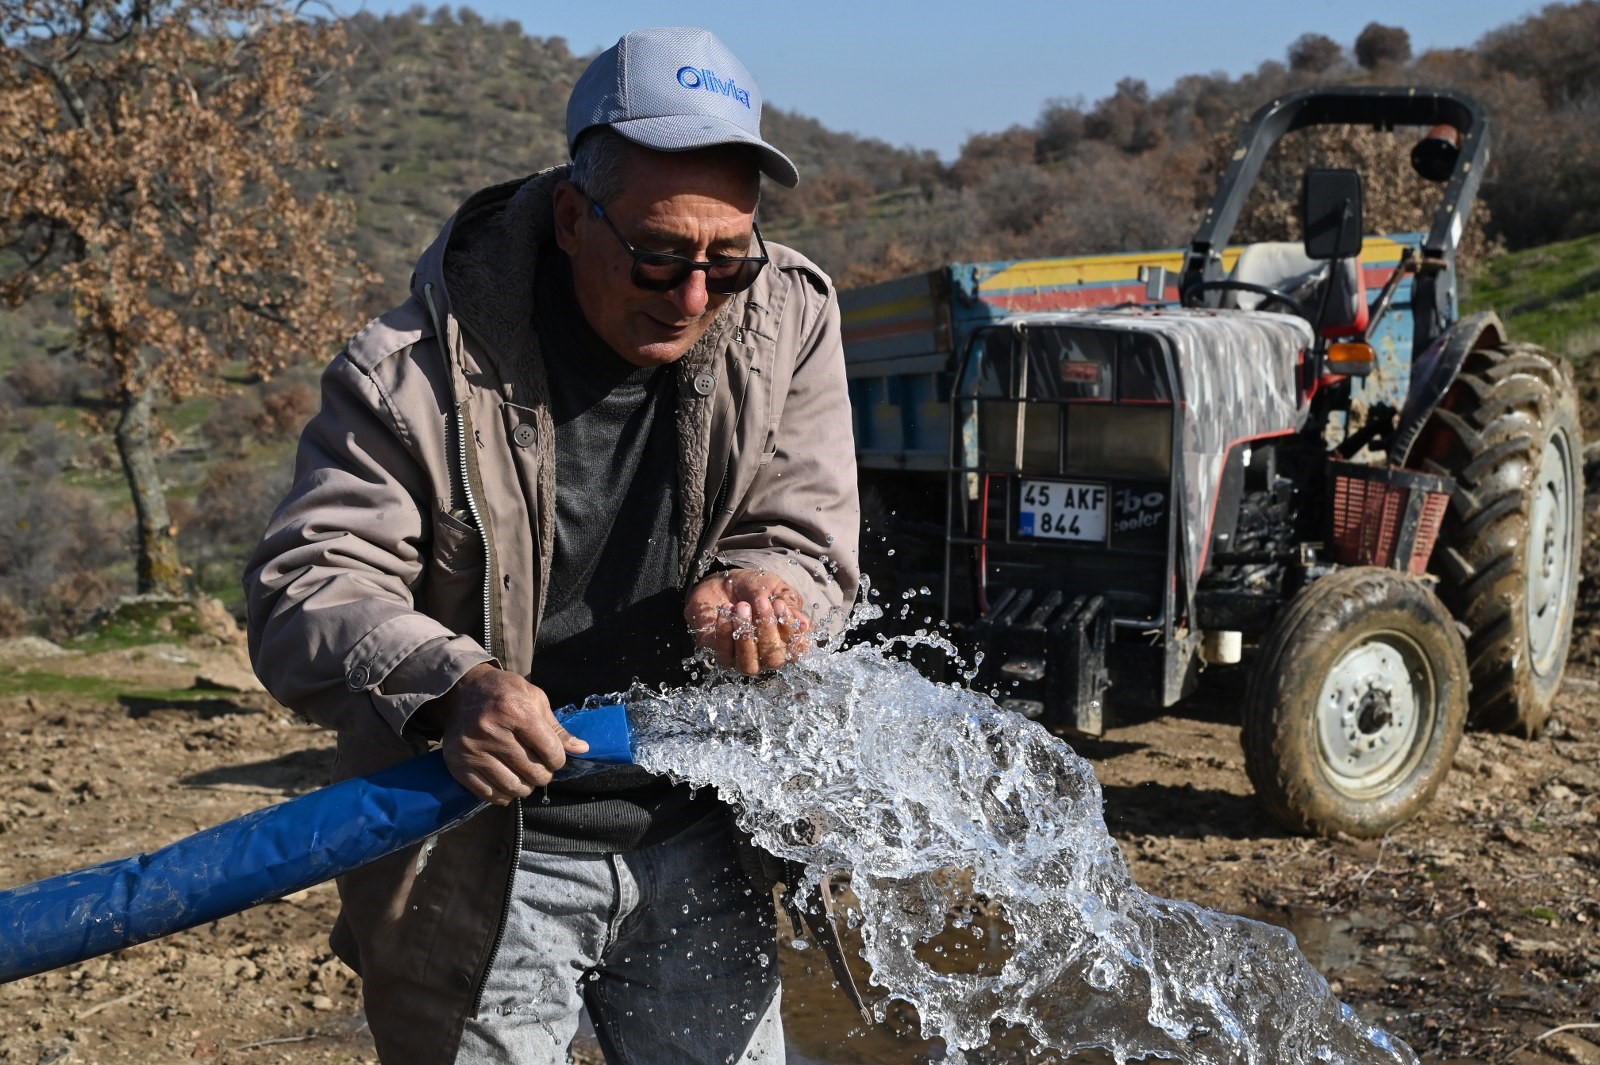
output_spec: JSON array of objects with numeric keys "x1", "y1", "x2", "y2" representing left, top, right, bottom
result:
[{"x1": 588, "y1": 200, "x2": 769, "y2": 294}]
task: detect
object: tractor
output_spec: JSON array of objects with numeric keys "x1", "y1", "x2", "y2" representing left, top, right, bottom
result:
[{"x1": 842, "y1": 87, "x2": 1583, "y2": 837}]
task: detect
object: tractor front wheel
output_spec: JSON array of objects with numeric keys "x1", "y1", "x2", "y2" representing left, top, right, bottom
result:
[{"x1": 1242, "y1": 567, "x2": 1469, "y2": 838}]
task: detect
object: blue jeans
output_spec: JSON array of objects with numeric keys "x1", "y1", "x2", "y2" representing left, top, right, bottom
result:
[{"x1": 453, "y1": 810, "x2": 784, "y2": 1065}]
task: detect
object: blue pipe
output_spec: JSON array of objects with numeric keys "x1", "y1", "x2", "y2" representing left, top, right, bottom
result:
[{"x1": 0, "y1": 703, "x2": 632, "y2": 984}]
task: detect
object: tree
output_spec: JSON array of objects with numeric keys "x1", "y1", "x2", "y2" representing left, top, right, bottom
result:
[
  {"x1": 0, "y1": 0, "x2": 369, "y2": 595},
  {"x1": 1354, "y1": 22, "x2": 1412, "y2": 70},
  {"x1": 1287, "y1": 33, "x2": 1344, "y2": 74},
  {"x1": 1197, "y1": 122, "x2": 1497, "y2": 274},
  {"x1": 1035, "y1": 99, "x2": 1087, "y2": 164}
]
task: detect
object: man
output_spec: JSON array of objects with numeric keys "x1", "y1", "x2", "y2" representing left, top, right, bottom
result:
[{"x1": 245, "y1": 26, "x2": 858, "y2": 1065}]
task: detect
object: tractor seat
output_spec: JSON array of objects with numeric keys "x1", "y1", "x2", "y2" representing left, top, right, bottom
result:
[{"x1": 1227, "y1": 241, "x2": 1369, "y2": 339}]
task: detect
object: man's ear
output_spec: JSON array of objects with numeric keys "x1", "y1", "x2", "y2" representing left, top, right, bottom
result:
[{"x1": 552, "y1": 180, "x2": 585, "y2": 256}]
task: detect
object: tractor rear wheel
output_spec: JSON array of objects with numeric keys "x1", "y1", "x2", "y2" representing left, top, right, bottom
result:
[
  {"x1": 1242, "y1": 567, "x2": 1469, "y2": 838},
  {"x1": 1414, "y1": 343, "x2": 1583, "y2": 736}
]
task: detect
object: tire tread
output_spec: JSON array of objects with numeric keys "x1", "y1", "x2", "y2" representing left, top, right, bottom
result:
[{"x1": 1420, "y1": 343, "x2": 1582, "y2": 736}]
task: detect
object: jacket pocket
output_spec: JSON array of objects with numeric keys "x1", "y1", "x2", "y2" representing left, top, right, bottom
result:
[{"x1": 424, "y1": 505, "x2": 484, "y2": 624}]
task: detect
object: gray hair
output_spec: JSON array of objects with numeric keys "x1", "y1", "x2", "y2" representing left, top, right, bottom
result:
[
  {"x1": 569, "y1": 127, "x2": 634, "y2": 205},
  {"x1": 569, "y1": 127, "x2": 762, "y2": 207}
]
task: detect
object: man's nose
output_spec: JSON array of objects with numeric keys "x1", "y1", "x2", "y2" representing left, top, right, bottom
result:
[{"x1": 666, "y1": 269, "x2": 710, "y2": 317}]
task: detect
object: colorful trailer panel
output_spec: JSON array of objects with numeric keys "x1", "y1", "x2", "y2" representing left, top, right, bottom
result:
[{"x1": 842, "y1": 235, "x2": 1430, "y2": 470}]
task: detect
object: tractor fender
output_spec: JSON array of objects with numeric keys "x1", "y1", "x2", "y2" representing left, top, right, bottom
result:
[{"x1": 1390, "y1": 311, "x2": 1506, "y2": 466}]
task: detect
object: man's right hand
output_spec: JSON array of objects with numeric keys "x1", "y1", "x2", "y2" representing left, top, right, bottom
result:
[{"x1": 425, "y1": 663, "x2": 589, "y2": 804}]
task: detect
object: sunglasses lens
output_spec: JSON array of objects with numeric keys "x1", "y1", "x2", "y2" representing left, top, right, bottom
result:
[
  {"x1": 631, "y1": 255, "x2": 692, "y2": 291},
  {"x1": 630, "y1": 256, "x2": 765, "y2": 294},
  {"x1": 705, "y1": 260, "x2": 764, "y2": 294}
]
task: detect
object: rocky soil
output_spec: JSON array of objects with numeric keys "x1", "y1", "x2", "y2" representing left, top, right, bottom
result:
[{"x1": 1, "y1": 564, "x2": 1597, "y2": 1065}]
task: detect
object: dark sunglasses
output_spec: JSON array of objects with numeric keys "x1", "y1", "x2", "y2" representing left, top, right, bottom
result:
[{"x1": 588, "y1": 200, "x2": 768, "y2": 294}]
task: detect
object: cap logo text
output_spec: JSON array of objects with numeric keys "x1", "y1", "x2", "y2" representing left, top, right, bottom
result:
[{"x1": 675, "y1": 66, "x2": 751, "y2": 108}]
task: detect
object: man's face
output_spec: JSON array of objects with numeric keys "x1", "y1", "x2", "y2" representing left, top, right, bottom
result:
[{"x1": 554, "y1": 146, "x2": 760, "y2": 368}]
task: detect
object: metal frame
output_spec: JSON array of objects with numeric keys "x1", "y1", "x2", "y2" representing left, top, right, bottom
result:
[
  {"x1": 942, "y1": 322, "x2": 1188, "y2": 717},
  {"x1": 1180, "y1": 86, "x2": 1489, "y2": 356}
]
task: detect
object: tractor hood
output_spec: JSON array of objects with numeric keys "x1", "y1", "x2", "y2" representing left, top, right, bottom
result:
[{"x1": 1026, "y1": 308, "x2": 1315, "y2": 607}]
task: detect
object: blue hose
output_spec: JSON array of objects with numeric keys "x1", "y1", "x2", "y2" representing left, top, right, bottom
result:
[{"x1": 0, "y1": 703, "x2": 632, "y2": 984}]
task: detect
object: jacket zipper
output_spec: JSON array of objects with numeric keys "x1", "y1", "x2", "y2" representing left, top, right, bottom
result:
[
  {"x1": 455, "y1": 406, "x2": 495, "y2": 656},
  {"x1": 425, "y1": 283, "x2": 497, "y2": 658},
  {"x1": 470, "y1": 799, "x2": 522, "y2": 1016},
  {"x1": 424, "y1": 284, "x2": 519, "y2": 1017}
]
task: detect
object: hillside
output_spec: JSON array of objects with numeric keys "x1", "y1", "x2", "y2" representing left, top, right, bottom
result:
[
  {"x1": 2, "y1": 3, "x2": 1599, "y2": 632},
  {"x1": 1464, "y1": 232, "x2": 1600, "y2": 362},
  {"x1": 317, "y1": 5, "x2": 1600, "y2": 297}
]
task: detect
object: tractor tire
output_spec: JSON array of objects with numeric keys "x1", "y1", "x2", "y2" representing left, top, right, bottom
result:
[
  {"x1": 1242, "y1": 567, "x2": 1469, "y2": 838},
  {"x1": 1414, "y1": 342, "x2": 1583, "y2": 737}
]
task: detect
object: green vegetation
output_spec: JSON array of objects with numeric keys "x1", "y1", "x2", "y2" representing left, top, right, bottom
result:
[
  {"x1": 1464, "y1": 233, "x2": 1600, "y2": 363},
  {"x1": 0, "y1": 664, "x2": 221, "y2": 704},
  {"x1": 64, "y1": 598, "x2": 210, "y2": 652}
]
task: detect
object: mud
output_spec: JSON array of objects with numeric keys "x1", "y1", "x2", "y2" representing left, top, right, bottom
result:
[{"x1": 1, "y1": 602, "x2": 1598, "y2": 1063}]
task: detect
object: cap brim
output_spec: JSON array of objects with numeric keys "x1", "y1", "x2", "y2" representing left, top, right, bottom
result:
[{"x1": 610, "y1": 114, "x2": 800, "y2": 189}]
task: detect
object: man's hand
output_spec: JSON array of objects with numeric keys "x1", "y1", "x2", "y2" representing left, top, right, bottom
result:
[
  {"x1": 685, "y1": 568, "x2": 812, "y2": 675},
  {"x1": 425, "y1": 663, "x2": 589, "y2": 804}
]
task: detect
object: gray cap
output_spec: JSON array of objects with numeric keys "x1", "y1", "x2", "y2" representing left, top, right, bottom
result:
[{"x1": 566, "y1": 27, "x2": 799, "y2": 188}]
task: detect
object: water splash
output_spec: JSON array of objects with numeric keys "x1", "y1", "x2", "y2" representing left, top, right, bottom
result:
[{"x1": 627, "y1": 641, "x2": 1415, "y2": 1065}]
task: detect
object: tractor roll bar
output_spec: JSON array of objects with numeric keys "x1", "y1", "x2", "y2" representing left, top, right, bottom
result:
[{"x1": 1182, "y1": 87, "x2": 1490, "y2": 355}]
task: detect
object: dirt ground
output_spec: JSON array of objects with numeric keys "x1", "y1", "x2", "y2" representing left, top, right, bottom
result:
[{"x1": 2, "y1": 544, "x2": 1598, "y2": 1064}]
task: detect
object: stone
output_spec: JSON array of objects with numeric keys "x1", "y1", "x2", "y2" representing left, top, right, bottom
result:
[
  {"x1": 192, "y1": 667, "x2": 264, "y2": 694},
  {"x1": 1545, "y1": 1033, "x2": 1600, "y2": 1065}
]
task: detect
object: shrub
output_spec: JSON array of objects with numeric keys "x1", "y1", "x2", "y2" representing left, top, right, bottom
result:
[
  {"x1": 1288, "y1": 34, "x2": 1344, "y2": 74},
  {"x1": 1354, "y1": 23, "x2": 1412, "y2": 70},
  {"x1": 0, "y1": 479, "x2": 128, "y2": 639},
  {"x1": 15, "y1": 420, "x2": 85, "y2": 476},
  {"x1": 3, "y1": 359, "x2": 73, "y2": 406},
  {"x1": 254, "y1": 381, "x2": 318, "y2": 439}
]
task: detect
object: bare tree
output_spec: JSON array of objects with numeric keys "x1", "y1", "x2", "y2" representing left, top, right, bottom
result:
[{"x1": 0, "y1": 0, "x2": 370, "y2": 595}]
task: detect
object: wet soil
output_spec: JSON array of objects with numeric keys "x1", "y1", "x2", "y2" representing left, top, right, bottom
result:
[{"x1": 2, "y1": 583, "x2": 1598, "y2": 1064}]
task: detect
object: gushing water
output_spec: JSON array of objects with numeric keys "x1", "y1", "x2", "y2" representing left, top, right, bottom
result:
[{"x1": 623, "y1": 638, "x2": 1416, "y2": 1065}]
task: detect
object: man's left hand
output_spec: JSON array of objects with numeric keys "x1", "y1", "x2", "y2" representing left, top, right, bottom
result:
[{"x1": 685, "y1": 568, "x2": 812, "y2": 675}]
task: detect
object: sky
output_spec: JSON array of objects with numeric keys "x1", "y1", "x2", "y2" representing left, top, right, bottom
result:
[{"x1": 345, "y1": 0, "x2": 1538, "y2": 161}]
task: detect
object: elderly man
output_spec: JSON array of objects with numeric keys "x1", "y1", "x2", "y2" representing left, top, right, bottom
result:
[{"x1": 245, "y1": 26, "x2": 859, "y2": 1065}]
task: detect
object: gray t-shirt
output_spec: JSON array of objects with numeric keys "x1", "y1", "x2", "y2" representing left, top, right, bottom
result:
[{"x1": 522, "y1": 244, "x2": 708, "y2": 851}]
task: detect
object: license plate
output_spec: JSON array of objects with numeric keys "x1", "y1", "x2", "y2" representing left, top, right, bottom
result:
[{"x1": 1018, "y1": 480, "x2": 1107, "y2": 542}]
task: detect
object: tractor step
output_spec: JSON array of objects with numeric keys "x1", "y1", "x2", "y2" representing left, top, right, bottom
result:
[{"x1": 963, "y1": 590, "x2": 1112, "y2": 737}]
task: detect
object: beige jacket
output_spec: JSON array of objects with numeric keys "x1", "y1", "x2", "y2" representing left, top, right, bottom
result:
[{"x1": 244, "y1": 167, "x2": 859, "y2": 1064}]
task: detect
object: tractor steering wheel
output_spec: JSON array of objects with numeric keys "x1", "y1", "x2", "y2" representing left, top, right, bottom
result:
[{"x1": 1181, "y1": 280, "x2": 1307, "y2": 316}]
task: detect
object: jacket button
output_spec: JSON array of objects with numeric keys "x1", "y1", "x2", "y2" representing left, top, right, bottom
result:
[
  {"x1": 693, "y1": 372, "x2": 715, "y2": 396},
  {"x1": 454, "y1": 971, "x2": 474, "y2": 991},
  {"x1": 512, "y1": 423, "x2": 536, "y2": 448},
  {"x1": 346, "y1": 665, "x2": 370, "y2": 690}
]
